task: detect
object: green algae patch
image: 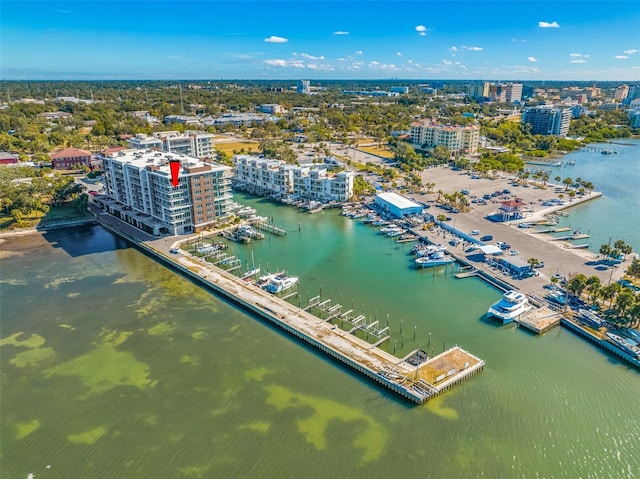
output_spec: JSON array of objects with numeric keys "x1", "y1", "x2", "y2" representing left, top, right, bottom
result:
[
  {"x1": 191, "y1": 330, "x2": 207, "y2": 340},
  {"x1": 423, "y1": 394, "x2": 459, "y2": 420},
  {"x1": 265, "y1": 385, "x2": 387, "y2": 464},
  {"x1": 46, "y1": 343, "x2": 155, "y2": 395},
  {"x1": 10, "y1": 347, "x2": 55, "y2": 368},
  {"x1": 67, "y1": 292, "x2": 81, "y2": 298},
  {"x1": 99, "y1": 329, "x2": 132, "y2": 347},
  {"x1": 148, "y1": 321, "x2": 176, "y2": 337},
  {"x1": 241, "y1": 421, "x2": 271, "y2": 434},
  {"x1": 229, "y1": 324, "x2": 241, "y2": 333},
  {"x1": 16, "y1": 419, "x2": 41, "y2": 439},
  {"x1": 68, "y1": 426, "x2": 107, "y2": 445},
  {"x1": 245, "y1": 367, "x2": 273, "y2": 382},
  {"x1": 179, "y1": 465, "x2": 211, "y2": 478},
  {"x1": 181, "y1": 355, "x2": 200, "y2": 366},
  {"x1": 0, "y1": 332, "x2": 45, "y2": 349},
  {"x1": 58, "y1": 324, "x2": 75, "y2": 330}
]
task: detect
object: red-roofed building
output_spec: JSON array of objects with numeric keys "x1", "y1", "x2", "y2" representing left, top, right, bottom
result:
[
  {"x1": 499, "y1": 198, "x2": 527, "y2": 221},
  {"x1": 50, "y1": 148, "x2": 92, "y2": 170},
  {"x1": 0, "y1": 152, "x2": 19, "y2": 166}
]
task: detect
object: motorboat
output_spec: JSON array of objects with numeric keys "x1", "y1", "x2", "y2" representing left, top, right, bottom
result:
[
  {"x1": 263, "y1": 273, "x2": 299, "y2": 294},
  {"x1": 487, "y1": 290, "x2": 532, "y2": 324},
  {"x1": 546, "y1": 289, "x2": 566, "y2": 305},
  {"x1": 415, "y1": 250, "x2": 454, "y2": 268},
  {"x1": 413, "y1": 244, "x2": 447, "y2": 257},
  {"x1": 577, "y1": 309, "x2": 604, "y2": 329},
  {"x1": 605, "y1": 332, "x2": 640, "y2": 359}
]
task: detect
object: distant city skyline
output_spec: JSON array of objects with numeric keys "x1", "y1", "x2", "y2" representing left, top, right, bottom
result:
[{"x1": 2, "y1": 0, "x2": 639, "y2": 81}]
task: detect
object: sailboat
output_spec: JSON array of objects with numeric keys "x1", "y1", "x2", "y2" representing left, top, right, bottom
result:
[{"x1": 241, "y1": 252, "x2": 260, "y2": 281}]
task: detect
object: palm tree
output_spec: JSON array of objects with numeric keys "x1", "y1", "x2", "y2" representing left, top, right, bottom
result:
[
  {"x1": 601, "y1": 283, "x2": 621, "y2": 308},
  {"x1": 554, "y1": 175, "x2": 562, "y2": 185},
  {"x1": 585, "y1": 276, "x2": 601, "y2": 305},
  {"x1": 563, "y1": 177, "x2": 573, "y2": 191},
  {"x1": 527, "y1": 257, "x2": 540, "y2": 271},
  {"x1": 599, "y1": 244, "x2": 612, "y2": 260},
  {"x1": 567, "y1": 274, "x2": 588, "y2": 298}
]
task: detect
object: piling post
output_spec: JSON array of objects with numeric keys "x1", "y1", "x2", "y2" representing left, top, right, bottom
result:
[
  {"x1": 414, "y1": 325, "x2": 416, "y2": 340},
  {"x1": 443, "y1": 340, "x2": 446, "y2": 352}
]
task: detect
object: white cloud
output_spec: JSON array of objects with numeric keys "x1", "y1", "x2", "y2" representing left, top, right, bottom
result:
[
  {"x1": 415, "y1": 25, "x2": 427, "y2": 32},
  {"x1": 264, "y1": 59, "x2": 305, "y2": 68},
  {"x1": 462, "y1": 45, "x2": 483, "y2": 51},
  {"x1": 264, "y1": 35, "x2": 288, "y2": 43},
  {"x1": 397, "y1": 51, "x2": 402, "y2": 56},
  {"x1": 369, "y1": 61, "x2": 380, "y2": 66},
  {"x1": 569, "y1": 53, "x2": 582, "y2": 57},
  {"x1": 419, "y1": 32, "x2": 426, "y2": 36},
  {"x1": 538, "y1": 21, "x2": 560, "y2": 28},
  {"x1": 528, "y1": 56, "x2": 537, "y2": 62},
  {"x1": 333, "y1": 31, "x2": 349, "y2": 35},
  {"x1": 615, "y1": 55, "x2": 629, "y2": 59},
  {"x1": 442, "y1": 59, "x2": 452, "y2": 65},
  {"x1": 624, "y1": 49, "x2": 638, "y2": 54},
  {"x1": 300, "y1": 53, "x2": 325, "y2": 61},
  {"x1": 355, "y1": 50, "x2": 363, "y2": 55},
  {"x1": 450, "y1": 46, "x2": 458, "y2": 52},
  {"x1": 570, "y1": 59, "x2": 587, "y2": 64}
]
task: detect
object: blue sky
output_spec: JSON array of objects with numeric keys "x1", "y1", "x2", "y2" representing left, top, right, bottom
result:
[{"x1": 1, "y1": 0, "x2": 639, "y2": 80}]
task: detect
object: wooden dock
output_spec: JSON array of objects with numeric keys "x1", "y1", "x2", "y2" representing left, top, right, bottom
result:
[{"x1": 515, "y1": 306, "x2": 561, "y2": 334}]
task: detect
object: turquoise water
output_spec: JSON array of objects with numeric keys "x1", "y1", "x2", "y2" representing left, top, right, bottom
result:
[
  {"x1": 1, "y1": 152, "x2": 639, "y2": 477},
  {"x1": 530, "y1": 138, "x2": 640, "y2": 252}
]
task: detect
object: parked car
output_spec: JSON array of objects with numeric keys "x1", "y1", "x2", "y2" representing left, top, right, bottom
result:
[
  {"x1": 480, "y1": 235, "x2": 493, "y2": 242},
  {"x1": 469, "y1": 230, "x2": 480, "y2": 236},
  {"x1": 534, "y1": 261, "x2": 545, "y2": 268}
]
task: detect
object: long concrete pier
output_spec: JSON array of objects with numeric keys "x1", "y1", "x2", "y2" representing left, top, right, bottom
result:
[{"x1": 92, "y1": 210, "x2": 485, "y2": 405}]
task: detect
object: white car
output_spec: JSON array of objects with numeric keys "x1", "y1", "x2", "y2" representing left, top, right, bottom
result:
[
  {"x1": 469, "y1": 230, "x2": 480, "y2": 236},
  {"x1": 508, "y1": 249, "x2": 519, "y2": 256}
]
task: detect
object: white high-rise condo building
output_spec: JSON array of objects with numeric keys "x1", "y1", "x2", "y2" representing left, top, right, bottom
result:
[
  {"x1": 127, "y1": 130, "x2": 215, "y2": 159},
  {"x1": 521, "y1": 107, "x2": 571, "y2": 137},
  {"x1": 297, "y1": 80, "x2": 311, "y2": 95},
  {"x1": 410, "y1": 120, "x2": 480, "y2": 156},
  {"x1": 233, "y1": 155, "x2": 354, "y2": 202},
  {"x1": 102, "y1": 150, "x2": 233, "y2": 235}
]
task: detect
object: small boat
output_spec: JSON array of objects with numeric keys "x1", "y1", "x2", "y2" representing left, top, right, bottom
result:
[
  {"x1": 487, "y1": 290, "x2": 532, "y2": 324},
  {"x1": 518, "y1": 223, "x2": 532, "y2": 229},
  {"x1": 241, "y1": 267, "x2": 261, "y2": 281}
]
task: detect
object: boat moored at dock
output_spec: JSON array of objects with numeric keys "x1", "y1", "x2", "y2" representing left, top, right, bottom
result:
[
  {"x1": 487, "y1": 290, "x2": 533, "y2": 324},
  {"x1": 263, "y1": 273, "x2": 299, "y2": 294}
]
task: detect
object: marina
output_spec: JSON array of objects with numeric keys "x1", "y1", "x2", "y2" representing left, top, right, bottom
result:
[{"x1": 91, "y1": 211, "x2": 486, "y2": 405}]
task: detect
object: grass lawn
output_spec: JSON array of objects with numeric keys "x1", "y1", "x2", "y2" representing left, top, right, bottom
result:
[
  {"x1": 0, "y1": 203, "x2": 88, "y2": 231},
  {"x1": 357, "y1": 145, "x2": 395, "y2": 159},
  {"x1": 215, "y1": 142, "x2": 260, "y2": 156}
]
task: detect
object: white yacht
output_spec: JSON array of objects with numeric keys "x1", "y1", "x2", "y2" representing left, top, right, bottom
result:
[
  {"x1": 487, "y1": 290, "x2": 532, "y2": 324},
  {"x1": 263, "y1": 274, "x2": 299, "y2": 294},
  {"x1": 415, "y1": 250, "x2": 454, "y2": 268}
]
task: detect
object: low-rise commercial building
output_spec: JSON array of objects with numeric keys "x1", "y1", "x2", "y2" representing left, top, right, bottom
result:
[
  {"x1": 50, "y1": 148, "x2": 92, "y2": 170},
  {"x1": 374, "y1": 192, "x2": 423, "y2": 218},
  {"x1": 101, "y1": 149, "x2": 233, "y2": 235}
]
